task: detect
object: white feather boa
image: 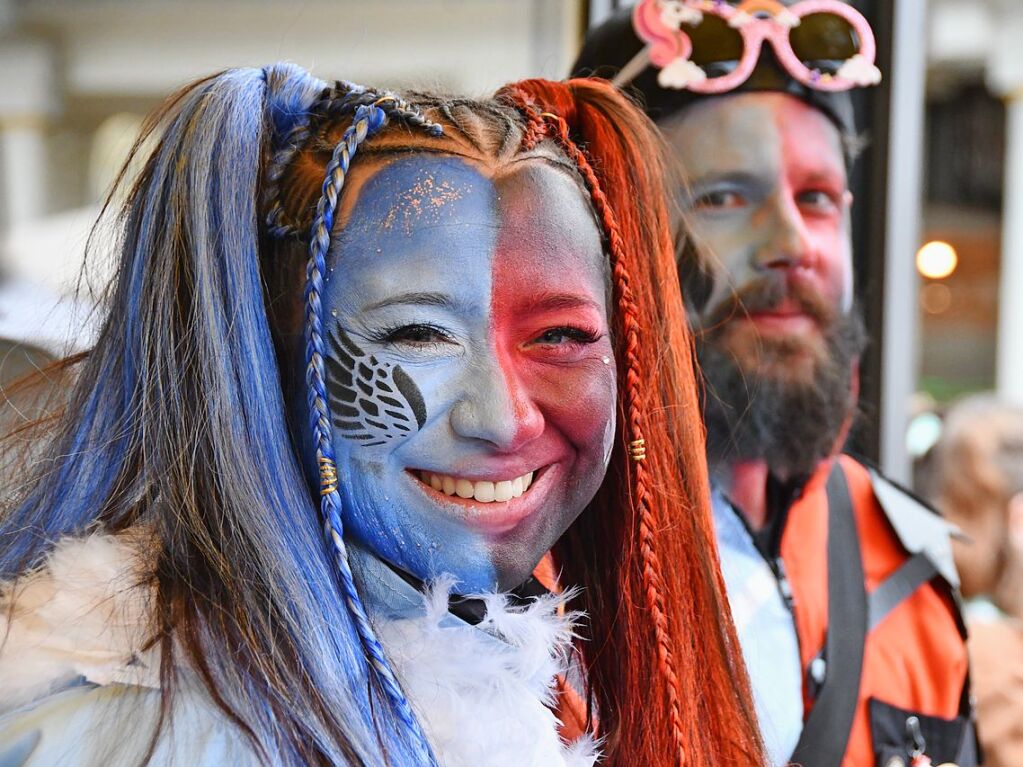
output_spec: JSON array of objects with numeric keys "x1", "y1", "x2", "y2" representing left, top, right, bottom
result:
[
  {"x1": 375, "y1": 575, "x2": 597, "y2": 766},
  {"x1": 0, "y1": 533, "x2": 598, "y2": 766}
]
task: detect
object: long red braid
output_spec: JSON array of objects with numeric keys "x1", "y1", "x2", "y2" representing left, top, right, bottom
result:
[
  {"x1": 499, "y1": 79, "x2": 766, "y2": 766},
  {"x1": 526, "y1": 98, "x2": 687, "y2": 760}
]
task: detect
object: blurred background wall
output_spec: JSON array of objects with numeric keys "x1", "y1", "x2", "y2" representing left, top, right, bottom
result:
[{"x1": 0, "y1": 0, "x2": 1017, "y2": 481}]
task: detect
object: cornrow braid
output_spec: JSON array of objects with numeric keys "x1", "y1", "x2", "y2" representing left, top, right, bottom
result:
[
  {"x1": 263, "y1": 82, "x2": 335, "y2": 240},
  {"x1": 317, "y1": 84, "x2": 443, "y2": 137},
  {"x1": 264, "y1": 84, "x2": 377, "y2": 239},
  {"x1": 263, "y1": 82, "x2": 367, "y2": 239},
  {"x1": 265, "y1": 86, "x2": 443, "y2": 241},
  {"x1": 507, "y1": 92, "x2": 689, "y2": 766},
  {"x1": 303, "y1": 97, "x2": 443, "y2": 765},
  {"x1": 516, "y1": 96, "x2": 548, "y2": 151}
]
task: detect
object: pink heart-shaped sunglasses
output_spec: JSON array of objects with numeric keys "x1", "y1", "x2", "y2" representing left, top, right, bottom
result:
[{"x1": 614, "y1": 0, "x2": 882, "y2": 94}]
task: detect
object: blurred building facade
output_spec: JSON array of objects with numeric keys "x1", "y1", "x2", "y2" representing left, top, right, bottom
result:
[{"x1": 924, "y1": 0, "x2": 1021, "y2": 410}]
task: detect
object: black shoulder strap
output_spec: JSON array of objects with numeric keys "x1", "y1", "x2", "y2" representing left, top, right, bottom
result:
[
  {"x1": 790, "y1": 463, "x2": 868, "y2": 767},
  {"x1": 868, "y1": 552, "x2": 938, "y2": 631}
]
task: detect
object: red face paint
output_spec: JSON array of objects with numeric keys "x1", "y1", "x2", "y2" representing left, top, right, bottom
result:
[{"x1": 477, "y1": 161, "x2": 616, "y2": 582}]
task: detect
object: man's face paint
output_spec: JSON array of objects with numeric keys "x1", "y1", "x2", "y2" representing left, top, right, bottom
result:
[
  {"x1": 321, "y1": 155, "x2": 615, "y2": 592},
  {"x1": 663, "y1": 92, "x2": 853, "y2": 382},
  {"x1": 663, "y1": 93, "x2": 864, "y2": 478}
]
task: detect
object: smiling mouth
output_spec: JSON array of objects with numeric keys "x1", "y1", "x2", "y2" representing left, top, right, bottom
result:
[{"x1": 411, "y1": 470, "x2": 536, "y2": 504}]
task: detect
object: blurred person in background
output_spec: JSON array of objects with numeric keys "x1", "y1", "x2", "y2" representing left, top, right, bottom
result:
[
  {"x1": 926, "y1": 395, "x2": 1023, "y2": 767},
  {"x1": 0, "y1": 64, "x2": 765, "y2": 766},
  {"x1": 574, "y1": 1, "x2": 975, "y2": 765}
]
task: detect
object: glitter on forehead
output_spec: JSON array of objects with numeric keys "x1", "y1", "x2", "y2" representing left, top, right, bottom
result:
[{"x1": 381, "y1": 168, "x2": 469, "y2": 235}]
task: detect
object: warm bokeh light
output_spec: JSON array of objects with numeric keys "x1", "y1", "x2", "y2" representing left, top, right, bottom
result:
[{"x1": 916, "y1": 240, "x2": 959, "y2": 280}]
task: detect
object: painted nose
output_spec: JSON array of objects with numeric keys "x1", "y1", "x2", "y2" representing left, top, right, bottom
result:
[
  {"x1": 448, "y1": 356, "x2": 544, "y2": 452},
  {"x1": 752, "y1": 193, "x2": 813, "y2": 272}
]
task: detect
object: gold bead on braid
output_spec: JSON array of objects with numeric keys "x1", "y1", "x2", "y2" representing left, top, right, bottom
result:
[
  {"x1": 629, "y1": 438, "x2": 647, "y2": 462},
  {"x1": 318, "y1": 456, "x2": 339, "y2": 496}
]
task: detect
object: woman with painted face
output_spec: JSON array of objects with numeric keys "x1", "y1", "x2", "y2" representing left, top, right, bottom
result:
[{"x1": 0, "y1": 65, "x2": 763, "y2": 766}]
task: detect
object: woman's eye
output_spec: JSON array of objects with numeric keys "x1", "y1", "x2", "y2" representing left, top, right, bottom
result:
[
  {"x1": 692, "y1": 190, "x2": 746, "y2": 211},
  {"x1": 532, "y1": 327, "x2": 600, "y2": 346},
  {"x1": 379, "y1": 324, "x2": 455, "y2": 347}
]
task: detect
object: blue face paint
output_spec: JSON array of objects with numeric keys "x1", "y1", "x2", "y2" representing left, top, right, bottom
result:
[{"x1": 314, "y1": 155, "x2": 615, "y2": 593}]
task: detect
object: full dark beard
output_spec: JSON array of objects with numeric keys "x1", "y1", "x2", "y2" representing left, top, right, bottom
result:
[{"x1": 696, "y1": 285, "x2": 868, "y2": 480}]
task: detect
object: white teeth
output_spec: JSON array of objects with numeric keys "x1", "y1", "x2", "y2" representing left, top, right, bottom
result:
[
  {"x1": 418, "y1": 469, "x2": 539, "y2": 503},
  {"x1": 494, "y1": 480, "x2": 513, "y2": 502},
  {"x1": 474, "y1": 481, "x2": 496, "y2": 503}
]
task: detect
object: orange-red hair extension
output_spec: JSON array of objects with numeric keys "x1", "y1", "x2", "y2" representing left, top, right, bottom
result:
[{"x1": 499, "y1": 79, "x2": 766, "y2": 766}]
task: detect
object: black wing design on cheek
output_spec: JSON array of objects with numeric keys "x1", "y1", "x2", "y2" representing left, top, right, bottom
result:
[{"x1": 325, "y1": 327, "x2": 428, "y2": 447}]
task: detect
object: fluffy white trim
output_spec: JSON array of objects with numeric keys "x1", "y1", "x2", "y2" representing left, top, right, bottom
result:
[
  {"x1": 0, "y1": 535, "x2": 598, "y2": 766},
  {"x1": 0, "y1": 532, "x2": 161, "y2": 715},
  {"x1": 377, "y1": 575, "x2": 598, "y2": 766}
]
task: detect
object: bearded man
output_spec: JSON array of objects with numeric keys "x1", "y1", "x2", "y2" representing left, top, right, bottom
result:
[{"x1": 575, "y1": 3, "x2": 977, "y2": 766}]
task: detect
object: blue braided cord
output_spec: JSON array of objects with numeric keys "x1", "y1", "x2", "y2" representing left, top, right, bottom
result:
[
  {"x1": 377, "y1": 94, "x2": 445, "y2": 138},
  {"x1": 319, "y1": 88, "x2": 444, "y2": 139},
  {"x1": 263, "y1": 71, "x2": 324, "y2": 240},
  {"x1": 304, "y1": 102, "x2": 439, "y2": 766},
  {"x1": 261, "y1": 65, "x2": 329, "y2": 240}
]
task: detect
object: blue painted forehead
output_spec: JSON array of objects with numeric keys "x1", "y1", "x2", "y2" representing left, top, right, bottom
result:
[{"x1": 336, "y1": 155, "x2": 495, "y2": 237}]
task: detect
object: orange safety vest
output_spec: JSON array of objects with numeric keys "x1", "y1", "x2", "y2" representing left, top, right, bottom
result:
[{"x1": 783, "y1": 455, "x2": 969, "y2": 766}]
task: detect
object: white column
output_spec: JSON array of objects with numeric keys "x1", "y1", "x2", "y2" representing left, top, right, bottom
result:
[
  {"x1": 881, "y1": 0, "x2": 928, "y2": 483},
  {"x1": 0, "y1": 118, "x2": 48, "y2": 228},
  {"x1": 997, "y1": 94, "x2": 1023, "y2": 404},
  {"x1": 986, "y1": 4, "x2": 1023, "y2": 405},
  {"x1": 0, "y1": 40, "x2": 59, "y2": 231},
  {"x1": 529, "y1": 0, "x2": 583, "y2": 80},
  {"x1": 588, "y1": 0, "x2": 616, "y2": 26}
]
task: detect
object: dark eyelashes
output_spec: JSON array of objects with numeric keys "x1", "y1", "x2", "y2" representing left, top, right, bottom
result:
[
  {"x1": 368, "y1": 322, "x2": 456, "y2": 346},
  {"x1": 536, "y1": 327, "x2": 603, "y2": 345}
]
